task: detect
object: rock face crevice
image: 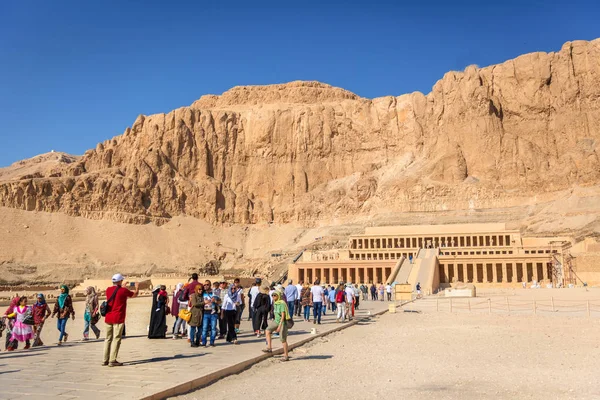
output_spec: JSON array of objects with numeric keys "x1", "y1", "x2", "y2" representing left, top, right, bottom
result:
[{"x1": 1, "y1": 40, "x2": 599, "y2": 225}]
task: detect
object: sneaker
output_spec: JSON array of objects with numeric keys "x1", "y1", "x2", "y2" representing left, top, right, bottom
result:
[
  {"x1": 24, "y1": 344, "x2": 31, "y2": 349},
  {"x1": 63, "y1": 333, "x2": 69, "y2": 343},
  {"x1": 156, "y1": 308, "x2": 160, "y2": 312},
  {"x1": 109, "y1": 361, "x2": 123, "y2": 367},
  {"x1": 235, "y1": 328, "x2": 240, "y2": 334},
  {"x1": 273, "y1": 333, "x2": 280, "y2": 338},
  {"x1": 191, "y1": 344, "x2": 199, "y2": 348},
  {"x1": 101, "y1": 361, "x2": 109, "y2": 366}
]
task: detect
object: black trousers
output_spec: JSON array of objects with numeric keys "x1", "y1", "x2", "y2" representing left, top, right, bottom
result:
[
  {"x1": 218, "y1": 313, "x2": 227, "y2": 337},
  {"x1": 294, "y1": 299, "x2": 301, "y2": 316},
  {"x1": 225, "y1": 310, "x2": 237, "y2": 342},
  {"x1": 252, "y1": 308, "x2": 268, "y2": 332}
]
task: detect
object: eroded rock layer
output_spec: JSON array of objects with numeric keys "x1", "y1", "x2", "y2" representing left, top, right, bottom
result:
[{"x1": 1, "y1": 40, "x2": 599, "y2": 225}]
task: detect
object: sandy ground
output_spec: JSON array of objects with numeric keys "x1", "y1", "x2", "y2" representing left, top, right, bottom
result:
[{"x1": 175, "y1": 303, "x2": 600, "y2": 400}]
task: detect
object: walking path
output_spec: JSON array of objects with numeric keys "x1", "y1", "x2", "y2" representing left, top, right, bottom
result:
[{"x1": 0, "y1": 300, "x2": 390, "y2": 400}]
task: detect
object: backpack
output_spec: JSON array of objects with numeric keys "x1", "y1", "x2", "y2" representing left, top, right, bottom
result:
[
  {"x1": 178, "y1": 286, "x2": 190, "y2": 302},
  {"x1": 100, "y1": 287, "x2": 120, "y2": 317},
  {"x1": 335, "y1": 290, "x2": 345, "y2": 303}
]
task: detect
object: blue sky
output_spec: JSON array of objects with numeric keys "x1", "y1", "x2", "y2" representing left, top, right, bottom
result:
[{"x1": 0, "y1": 0, "x2": 598, "y2": 167}]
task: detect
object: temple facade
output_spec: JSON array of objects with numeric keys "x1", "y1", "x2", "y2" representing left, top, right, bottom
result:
[{"x1": 287, "y1": 223, "x2": 573, "y2": 292}]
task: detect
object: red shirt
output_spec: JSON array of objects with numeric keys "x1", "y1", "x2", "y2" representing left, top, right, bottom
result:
[{"x1": 104, "y1": 285, "x2": 134, "y2": 325}]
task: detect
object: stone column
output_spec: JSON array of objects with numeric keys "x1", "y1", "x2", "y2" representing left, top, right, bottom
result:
[
  {"x1": 512, "y1": 263, "x2": 518, "y2": 283},
  {"x1": 502, "y1": 263, "x2": 508, "y2": 283},
  {"x1": 444, "y1": 264, "x2": 450, "y2": 283},
  {"x1": 453, "y1": 264, "x2": 459, "y2": 282},
  {"x1": 542, "y1": 262, "x2": 548, "y2": 281},
  {"x1": 522, "y1": 264, "x2": 528, "y2": 283},
  {"x1": 533, "y1": 263, "x2": 539, "y2": 283},
  {"x1": 492, "y1": 264, "x2": 498, "y2": 283},
  {"x1": 482, "y1": 263, "x2": 488, "y2": 283},
  {"x1": 463, "y1": 264, "x2": 468, "y2": 282}
]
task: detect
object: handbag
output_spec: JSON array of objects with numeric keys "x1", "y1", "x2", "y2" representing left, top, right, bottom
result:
[
  {"x1": 100, "y1": 287, "x2": 120, "y2": 317},
  {"x1": 22, "y1": 307, "x2": 35, "y2": 325},
  {"x1": 179, "y1": 309, "x2": 192, "y2": 322},
  {"x1": 285, "y1": 317, "x2": 295, "y2": 329}
]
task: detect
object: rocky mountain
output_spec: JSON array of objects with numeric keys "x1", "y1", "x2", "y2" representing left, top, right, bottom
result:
[{"x1": 1, "y1": 39, "x2": 599, "y2": 226}]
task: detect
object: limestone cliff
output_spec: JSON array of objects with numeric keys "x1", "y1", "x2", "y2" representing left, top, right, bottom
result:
[{"x1": 1, "y1": 40, "x2": 599, "y2": 225}]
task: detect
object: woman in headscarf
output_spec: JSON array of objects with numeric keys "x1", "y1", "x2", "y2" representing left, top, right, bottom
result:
[
  {"x1": 83, "y1": 287, "x2": 100, "y2": 340},
  {"x1": 7, "y1": 296, "x2": 34, "y2": 349},
  {"x1": 148, "y1": 285, "x2": 168, "y2": 339},
  {"x1": 52, "y1": 285, "x2": 75, "y2": 345},
  {"x1": 262, "y1": 291, "x2": 291, "y2": 361},
  {"x1": 223, "y1": 282, "x2": 242, "y2": 344},
  {"x1": 188, "y1": 284, "x2": 204, "y2": 347},
  {"x1": 32, "y1": 293, "x2": 51, "y2": 347},
  {"x1": 4, "y1": 294, "x2": 20, "y2": 351},
  {"x1": 252, "y1": 285, "x2": 270, "y2": 338}
]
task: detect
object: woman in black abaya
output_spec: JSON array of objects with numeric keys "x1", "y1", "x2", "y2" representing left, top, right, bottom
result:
[{"x1": 148, "y1": 286, "x2": 167, "y2": 339}]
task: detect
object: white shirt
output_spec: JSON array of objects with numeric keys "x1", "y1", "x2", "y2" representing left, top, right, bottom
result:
[
  {"x1": 386, "y1": 285, "x2": 392, "y2": 293},
  {"x1": 250, "y1": 286, "x2": 260, "y2": 308},
  {"x1": 269, "y1": 289, "x2": 275, "y2": 304},
  {"x1": 310, "y1": 285, "x2": 324, "y2": 302},
  {"x1": 345, "y1": 287, "x2": 354, "y2": 301},
  {"x1": 222, "y1": 290, "x2": 240, "y2": 311},
  {"x1": 295, "y1": 284, "x2": 303, "y2": 300}
]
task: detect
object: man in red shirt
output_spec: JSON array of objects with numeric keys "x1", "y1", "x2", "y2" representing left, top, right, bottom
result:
[{"x1": 103, "y1": 273, "x2": 139, "y2": 367}]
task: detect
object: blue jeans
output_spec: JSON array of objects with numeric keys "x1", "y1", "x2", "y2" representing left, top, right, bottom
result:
[
  {"x1": 330, "y1": 301, "x2": 337, "y2": 312},
  {"x1": 201, "y1": 313, "x2": 218, "y2": 345},
  {"x1": 190, "y1": 325, "x2": 200, "y2": 345},
  {"x1": 313, "y1": 302, "x2": 322, "y2": 323},
  {"x1": 287, "y1": 301, "x2": 295, "y2": 317},
  {"x1": 57, "y1": 318, "x2": 68, "y2": 341},
  {"x1": 303, "y1": 305, "x2": 311, "y2": 320}
]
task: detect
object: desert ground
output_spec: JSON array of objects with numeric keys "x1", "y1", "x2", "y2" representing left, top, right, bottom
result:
[{"x1": 174, "y1": 290, "x2": 600, "y2": 400}]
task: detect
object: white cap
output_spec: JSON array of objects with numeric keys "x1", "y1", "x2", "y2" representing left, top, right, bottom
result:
[{"x1": 112, "y1": 273, "x2": 125, "y2": 283}]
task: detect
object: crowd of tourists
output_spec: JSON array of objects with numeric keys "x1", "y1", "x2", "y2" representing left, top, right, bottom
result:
[{"x1": 1, "y1": 274, "x2": 394, "y2": 365}]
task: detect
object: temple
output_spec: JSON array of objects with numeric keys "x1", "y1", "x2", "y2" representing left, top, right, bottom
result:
[{"x1": 287, "y1": 223, "x2": 573, "y2": 294}]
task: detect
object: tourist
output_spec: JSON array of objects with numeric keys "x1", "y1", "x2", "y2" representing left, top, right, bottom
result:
[
  {"x1": 294, "y1": 280, "x2": 303, "y2": 317},
  {"x1": 52, "y1": 284, "x2": 75, "y2": 345},
  {"x1": 223, "y1": 282, "x2": 242, "y2": 345},
  {"x1": 268, "y1": 283, "x2": 276, "y2": 320},
  {"x1": 335, "y1": 284, "x2": 346, "y2": 322},
  {"x1": 360, "y1": 283, "x2": 368, "y2": 301},
  {"x1": 32, "y1": 293, "x2": 51, "y2": 347},
  {"x1": 416, "y1": 282, "x2": 421, "y2": 297},
  {"x1": 262, "y1": 291, "x2": 291, "y2": 361},
  {"x1": 148, "y1": 285, "x2": 168, "y2": 339},
  {"x1": 3, "y1": 295, "x2": 19, "y2": 351},
  {"x1": 310, "y1": 280, "x2": 325, "y2": 324},
  {"x1": 7, "y1": 296, "x2": 33, "y2": 349},
  {"x1": 181, "y1": 274, "x2": 201, "y2": 341},
  {"x1": 345, "y1": 284, "x2": 355, "y2": 319},
  {"x1": 353, "y1": 284, "x2": 361, "y2": 310},
  {"x1": 322, "y1": 285, "x2": 328, "y2": 316},
  {"x1": 188, "y1": 284, "x2": 204, "y2": 347},
  {"x1": 301, "y1": 282, "x2": 311, "y2": 322},
  {"x1": 252, "y1": 285, "x2": 270, "y2": 337},
  {"x1": 103, "y1": 274, "x2": 139, "y2": 367},
  {"x1": 172, "y1": 283, "x2": 188, "y2": 339},
  {"x1": 201, "y1": 280, "x2": 219, "y2": 347},
  {"x1": 217, "y1": 281, "x2": 228, "y2": 339},
  {"x1": 83, "y1": 287, "x2": 100, "y2": 341},
  {"x1": 328, "y1": 285, "x2": 337, "y2": 313},
  {"x1": 249, "y1": 279, "x2": 261, "y2": 321},
  {"x1": 233, "y1": 279, "x2": 245, "y2": 334},
  {"x1": 284, "y1": 280, "x2": 298, "y2": 317},
  {"x1": 370, "y1": 283, "x2": 377, "y2": 300},
  {"x1": 378, "y1": 283, "x2": 385, "y2": 301},
  {"x1": 386, "y1": 283, "x2": 392, "y2": 301}
]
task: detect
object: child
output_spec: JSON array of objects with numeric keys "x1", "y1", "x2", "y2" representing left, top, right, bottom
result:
[
  {"x1": 156, "y1": 285, "x2": 168, "y2": 311},
  {"x1": 7, "y1": 296, "x2": 34, "y2": 349}
]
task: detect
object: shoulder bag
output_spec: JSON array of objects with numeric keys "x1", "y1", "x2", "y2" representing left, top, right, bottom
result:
[{"x1": 100, "y1": 287, "x2": 120, "y2": 317}]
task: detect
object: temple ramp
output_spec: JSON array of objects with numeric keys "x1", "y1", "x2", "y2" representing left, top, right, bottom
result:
[
  {"x1": 386, "y1": 257, "x2": 407, "y2": 284},
  {"x1": 395, "y1": 248, "x2": 440, "y2": 295}
]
